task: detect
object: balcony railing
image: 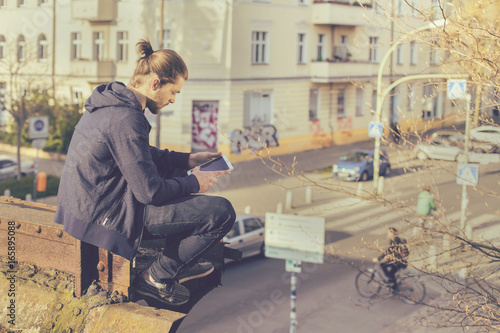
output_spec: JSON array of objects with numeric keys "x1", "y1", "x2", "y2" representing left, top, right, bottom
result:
[
  {"x1": 72, "y1": 0, "x2": 115, "y2": 22},
  {"x1": 310, "y1": 60, "x2": 377, "y2": 83},
  {"x1": 312, "y1": 0, "x2": 372, "y2": 26},
  {"x1": 70, "y1": 60, "x2": 116, "y2": 82}
]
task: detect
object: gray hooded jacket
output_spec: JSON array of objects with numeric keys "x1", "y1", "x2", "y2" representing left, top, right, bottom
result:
[{"x1": 54, "y1": 82, "x2": 200, "y2": 260}]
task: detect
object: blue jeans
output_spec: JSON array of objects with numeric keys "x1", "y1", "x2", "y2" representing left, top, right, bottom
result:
[{"x1": 143, "y1": 194, "x2": 236, "y2": 282}]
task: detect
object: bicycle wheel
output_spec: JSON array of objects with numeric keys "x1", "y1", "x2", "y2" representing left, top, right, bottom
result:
[
  {"x1": 355, "y1": 270, "x2": 382, "y2": 298},
  {"x1": 397, "y1": 276, "x2": 426, "y2": 304}
]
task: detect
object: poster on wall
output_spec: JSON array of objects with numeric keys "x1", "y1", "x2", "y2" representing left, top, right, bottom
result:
[{"x1": 192, "y1": 101, "x2": 219, "y2": 152}]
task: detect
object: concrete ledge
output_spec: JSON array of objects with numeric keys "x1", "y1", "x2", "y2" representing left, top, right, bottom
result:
[{"x1": 0, "y1": 262, "x2": 185, "y2": 332}]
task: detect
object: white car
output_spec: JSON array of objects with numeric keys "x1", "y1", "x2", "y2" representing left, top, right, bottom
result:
[
  {"x1": 0, "y1": 155, "x2": 35, "y2": 181},
  {"x1": 223, "y1": 214, "x2": 265, "y2": 261},
  {"x1": 470, "y1": 125, "x2": 500, "y2": 145}
]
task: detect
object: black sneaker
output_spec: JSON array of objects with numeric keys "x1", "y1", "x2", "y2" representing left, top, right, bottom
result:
[
  {"x1": 132, "y1": 273, "x2": 190, "y2": 306},
  {"x1": 177, "y1": 262, "x2": 215, "y2": 284}
]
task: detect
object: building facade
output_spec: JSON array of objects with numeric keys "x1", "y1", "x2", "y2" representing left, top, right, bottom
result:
[{"x1": 0, "y1": 0, "x2": 462, "y2": 161}]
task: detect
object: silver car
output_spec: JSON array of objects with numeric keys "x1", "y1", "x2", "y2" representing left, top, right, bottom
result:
[
  {"x1": 223, "y1": 214, "x2": 265, "y2": 261},
  {"x1": 0, "y1": 155, "x2": 35, "y2": 181}
]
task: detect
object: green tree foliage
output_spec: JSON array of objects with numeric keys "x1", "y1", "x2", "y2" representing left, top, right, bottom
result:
[{"x1": 0, "y1": 90, "x2": 82, "y2": 154}]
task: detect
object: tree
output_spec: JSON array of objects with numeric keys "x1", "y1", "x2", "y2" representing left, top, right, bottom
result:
[{"x1": 247, "y1": 1, "x2": 500, "y2": 330}]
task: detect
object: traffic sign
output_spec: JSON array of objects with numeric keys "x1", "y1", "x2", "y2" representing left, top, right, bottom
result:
[
  {"x1": 457, "y1": 163, "x2": 478, "y2": 186},
  {"x1": 368, "y1": 122, "x2": 383, "y2": 138},
  {"x1": 265, "y1": 213, "x2": 325, "y2": 264},
  {"x1": 29, "y1": 116, "x2": 49, "y2": 139},
  {"x1": 447, "y1": 79, "x2": 467, "y2": 100}
]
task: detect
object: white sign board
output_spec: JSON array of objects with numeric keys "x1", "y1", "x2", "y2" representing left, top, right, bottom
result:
[
  {"x1": 457, "y1": 163, "x2": 478, "y2": 186},
  {"x1": 29, "y1": 116, "x2": 49, "y2": 139},
  {"x1": 447, "y1": 79, "x2": 467, "y2": 100},
  {"x1": 32, "y1": 139, "x2": 46, "y2": 149},
  {"x1": 368, "y1": 122, "x2": 383, "y2": 138},
  {"x1": 265, "y1": 213, "x2": 325, "y2": 264}
]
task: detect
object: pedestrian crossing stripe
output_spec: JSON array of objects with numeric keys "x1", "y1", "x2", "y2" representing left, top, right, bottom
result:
[{"x1": 368, "y1": 122, "x2": 383, "y2": 138}]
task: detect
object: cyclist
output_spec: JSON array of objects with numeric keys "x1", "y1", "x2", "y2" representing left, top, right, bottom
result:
[{"x1": 373, "y1": 227, "x2": 409, "y2": 290}]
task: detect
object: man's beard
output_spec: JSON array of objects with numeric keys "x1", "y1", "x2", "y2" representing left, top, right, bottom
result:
[{"x1": 145, "y1": 98, "x2": 162, "y2": 114}]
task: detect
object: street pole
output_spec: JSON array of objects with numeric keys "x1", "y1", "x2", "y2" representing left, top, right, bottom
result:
[
  {"x1": 156, "y1": 0, "x2": 164, "y2": 149},
  {"x1": 373, "y1": 19, "x2": 447, "y2": 194},
  {"x1": 459, "y1": 94, "x2": 471, "y2": 232},
  {"x1": 290, "y1": 271, "x2": 297, "y2": 333}
]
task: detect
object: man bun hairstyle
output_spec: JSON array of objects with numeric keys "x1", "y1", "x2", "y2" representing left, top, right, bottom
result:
[{"x1": 130, "y1": 38, "x2": 188, "y2": 87}]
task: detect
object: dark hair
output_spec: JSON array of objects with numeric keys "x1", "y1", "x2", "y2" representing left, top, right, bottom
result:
[{"x1": 130, "y1": 39, "x2": 188, "y2": 87}]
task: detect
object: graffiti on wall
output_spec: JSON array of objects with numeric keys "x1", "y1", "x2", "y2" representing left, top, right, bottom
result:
[
  {"x1": 337, "y1": 117, "x2": 353, "y2": 138},
  {"x1": 230, "y1": 125, "x2": 279, "y2": 154},
  {"x1": 309, "y1": 119, "x2": 332, "y2": 147},
  {"x1": 192, "y1": 101, "x2": 218, "y2": 151}
]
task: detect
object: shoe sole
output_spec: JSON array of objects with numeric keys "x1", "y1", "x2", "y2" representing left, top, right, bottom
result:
[
  {"x1": 133, "y1": 287, "x2": 190, "y2": 306},
  {"x1": 178, "y1": 266, "x2": 215, "y2": 284}
]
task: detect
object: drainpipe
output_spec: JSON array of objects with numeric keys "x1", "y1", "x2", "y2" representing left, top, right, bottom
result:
[
  {"x1": 156, "y1": 0, "x2": 164, "y2": 148},
  {"x1": 52, "y1": 0, "x2": 56, "y2": 100}
]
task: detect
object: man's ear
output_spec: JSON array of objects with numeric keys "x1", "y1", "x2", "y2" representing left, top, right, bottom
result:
[{"x1": 150, "y1": 77, "x2": 161, "y2": 91}]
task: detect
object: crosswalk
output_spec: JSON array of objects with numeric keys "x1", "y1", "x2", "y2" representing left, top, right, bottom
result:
[{"x1": 291, "y1": 196, "x2": 500, "y2": 242}]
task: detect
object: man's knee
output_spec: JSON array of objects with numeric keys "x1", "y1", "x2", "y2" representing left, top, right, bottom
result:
[{"x1": 213, "y1": 197, "x2": 236, "y2": 232}]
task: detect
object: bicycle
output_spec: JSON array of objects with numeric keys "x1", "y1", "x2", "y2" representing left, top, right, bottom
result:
[{"x1": 355, "y1": 264, "x2": 426, "y2": 305}]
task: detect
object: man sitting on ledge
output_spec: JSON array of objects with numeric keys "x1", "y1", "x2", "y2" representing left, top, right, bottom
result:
[{"x1": 54, "y1": 38, "x2": 236, "y2": 306}]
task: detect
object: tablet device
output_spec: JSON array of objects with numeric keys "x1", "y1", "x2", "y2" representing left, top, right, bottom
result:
[{"x1": 187, "y1": 155, "x2": 234, "y2": 175}]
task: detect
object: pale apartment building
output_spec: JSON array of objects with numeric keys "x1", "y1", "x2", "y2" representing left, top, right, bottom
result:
[{"x1": 0, "y1": 0, "x2": 458, "y2": 161}]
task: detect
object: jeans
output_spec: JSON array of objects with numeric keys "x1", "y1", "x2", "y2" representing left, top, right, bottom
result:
[{"x1": 143, "y1": 194, "x2": 236, "y2": 282}]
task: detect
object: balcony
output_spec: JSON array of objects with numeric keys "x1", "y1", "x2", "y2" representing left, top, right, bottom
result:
[
  {"x1": 312, "y1": 0, "x2": 372, "y2": 26},
  {"x1": 310, "y1": 60, "x2": 377, "y2": 83},
  {"x1": 72, "y1": 0, "x2": 115, "y2": 22},
  {"x1": 70, "y1": 60, "x2": 116, "y2": 82}
]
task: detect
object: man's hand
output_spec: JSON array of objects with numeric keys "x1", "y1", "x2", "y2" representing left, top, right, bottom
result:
[
  {"x1": 188, "y1": 152, "x2": 223, "y2": 169},
  {"x1": 191, "y1": 167, "x2": 230, "y2": 193}
]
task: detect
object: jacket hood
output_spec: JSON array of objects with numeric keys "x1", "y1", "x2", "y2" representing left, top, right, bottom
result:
[{"x1": 85, "y1": 82, "x2": 142, "y2": 113}]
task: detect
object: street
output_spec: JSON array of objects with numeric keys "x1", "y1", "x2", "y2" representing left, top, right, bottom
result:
[
  {"x1": 2, "y1": 144, "x2": 499, "y2": 333},
  {"x1": 178, "y1": 153, "x2": 500, "y2": 333}
]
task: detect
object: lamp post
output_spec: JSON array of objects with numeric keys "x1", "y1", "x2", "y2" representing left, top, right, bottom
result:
[{"x1": 373, "y1": 19, "x2": 447, "y2": 194}]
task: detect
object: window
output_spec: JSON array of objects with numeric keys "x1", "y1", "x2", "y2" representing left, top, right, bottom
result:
[
  {"x1": 309, "y1": 88, "x2": 319, "y2": 120},
  {"x1": 226, "y1": 222, "x2": 241, "y2": 239},
  {"x1": 317, "y1": 34, "x2": 325, "y2": 61},
  {"x1": 410, "y1": 41, "x2": 417, "y2": 65},
  {"x1": 337, "y1": 89, "x2": 345, "y2": 117},
  {"x1": 71, "y1": 87, "x2": 84, "y2": 105},
  {"x1": 71, "y1": 32, "x2": 82, "y2": 60},
  {"x1": 0, "y1": 82, "x2": 6, "y2": 112},
  {"x1": 297, "y1": 33, "x2": 306, "y2": 64},
  {"x1": 251, "y1": 31, "x2": 268, "y2": 64},
  {"x1": 430, "y1": 42, "x2": 439, "y2": 65},
  {"x1": 17, "y1": 35, "x2": 25, "y2": 62},
  {"x1": 244, "y1": 90, "x2": 272, "y2": 127},
  {"x1": 0, "y1": 0, "x2": 6, "y2": 8},
  {"x1": 17, "y1": 0, "x2": 24, "y2": 7},
  {"x1": 0, "y1": 35, "x2": 5, "y2": 60},
  {"x1": 371, "y1": 89, "x2": 377, "y2": 112},
  {"x1": 243, "y1": 218, "x2": 263, "y2": 233},
  {"x1": 396, "y1": 44, "x2": 403, "y2": 65},
  {"x1": 397, "y1": 0, "x2": 404, "y2": 15},
  {"x1": 38, "y1": 34, "x2": 48, "y2": 61},
  {"x1": 117, "y1": 31, "x2": 128, "y2": 62},
  {"x1": 356, "y1": 88, "x2": 364, "y2": 117},
  {"x1": 38, "y1": 0, "x2": 47, "y2": 4},
  {"x1": 407, "y1": 83, "x2": 415, "y2": 111},
  {"x1": 298, "y1": 0, "x2": 307, "y2": 5},
  {"x1": 369, "y1": 37, "x2": 379, "y2": 62},
  {"x1": 158, "y1": 28, "x2": 171, "y2": 49},
  {"x1": 93, "y1": 32, "x2": 105, "y2": 61}
]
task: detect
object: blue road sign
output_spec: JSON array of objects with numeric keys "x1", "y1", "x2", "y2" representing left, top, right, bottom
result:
[
  {"x1": 368, "y1": 122, "x2": 383, "y2": 138},
  {"x1": 447, "y1": 79, "x2": 467, "y2": 100},
  {"x1": 457, "y1": 163, "x2": 478, "y2": 186}
]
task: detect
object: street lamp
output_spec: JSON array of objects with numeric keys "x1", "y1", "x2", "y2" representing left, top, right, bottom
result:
[{"x1": 373, "y1": 19, "x2": 447, "y2": 194}]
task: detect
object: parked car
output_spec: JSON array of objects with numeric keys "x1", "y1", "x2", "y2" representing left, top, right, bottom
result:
[
  {"x1": 0, "y1": 155, "x2": 35, "y2": 181},
  {"x1": 223, "y1": 214, "x2": 265, "y2": 261},
  {"x1": 470, "y1": 125, "x2": 500, "y2": 146},
  {"x1": 413, "y1": 131, "x2": 496, "y2": 161},
  {"x1": 332, "y1": 149, "x2": 391, "y2": 181}
]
